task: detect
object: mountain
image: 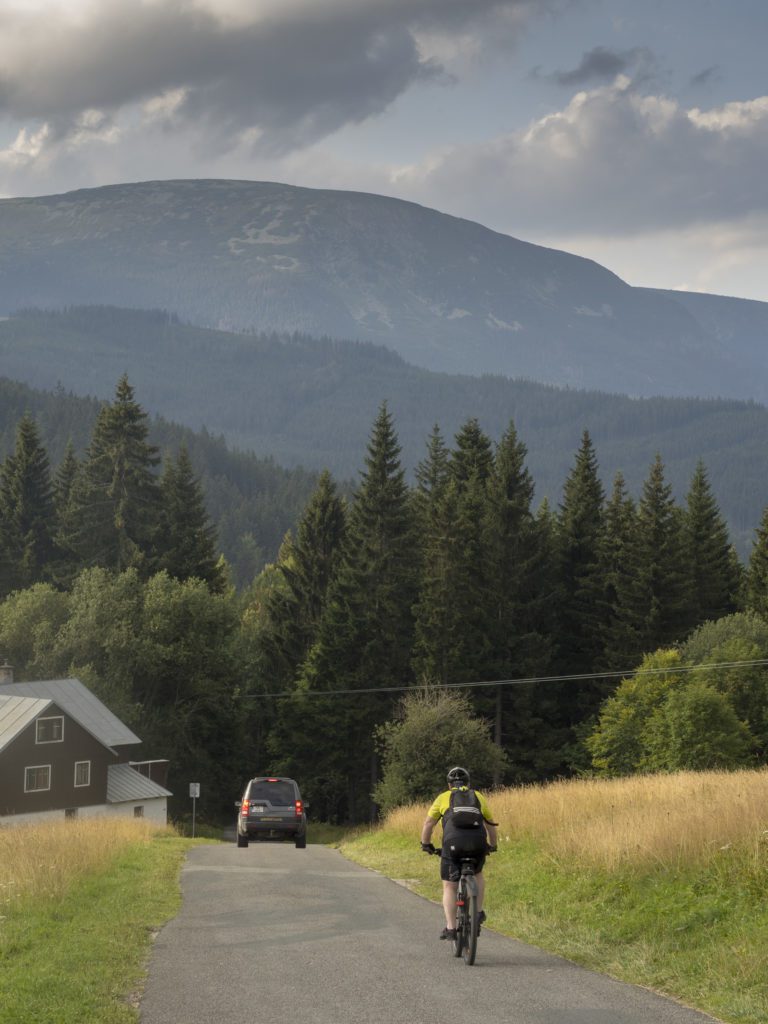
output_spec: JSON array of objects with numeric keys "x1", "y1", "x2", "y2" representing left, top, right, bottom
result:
[
  {"x1": 1, "y1": 178, "x2": 766, "y2": 400},
  {"x1": 1, "y1": 307, "x2": 767, "y2": 555}
]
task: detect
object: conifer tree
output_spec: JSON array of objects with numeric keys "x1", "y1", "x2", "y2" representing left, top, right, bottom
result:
[
  {"x1": 556, "y1": 430, "x2": 607, "y2": 676},
  {"x1": 260, "y1": 469, "x2": 346, "y2": 687},
  {"x1": 612, "y1": 454, "x2": 689, "y2": 660},
  {"x1": 50, "y1": 441, "x2": 83, "y2": 588},
  {"x1": 680, "y1": 462, "x2": 741, "y2": 631},
  {"x1": 601, "y1": 472, "x2": 640, "y2": 671},
  {"x1": 158, "y1": 446, "x2": 225, "y2": 592},
  {"x1": 483, "y1": 422, "x2": 552, "y2": 776},
  {"x1": 746, "y1": 505, "x2": 768, "y2": 618},
  {"x1": 296, "y1": 404, "x2": 418, "y2": 821},
  {"x1": 0, "y1": 414, "x2": 55, "y2": 597},
  {"x1": 449, "y1": 417, "x2": 494, "y2": 487},
  {"x1": 70, "y1": 376, "x2": 161, "y2": 575},
  {"x1": 413, "y1": 424, "x2": 449, "y2": 526}
]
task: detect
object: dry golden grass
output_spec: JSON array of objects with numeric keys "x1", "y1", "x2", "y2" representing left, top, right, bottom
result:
[
  {"x1": 0, "y1": 817, "x2": 174, "y2": 916},
  {"x1": 385, "y1": 769, "x2": 768, "y2": 872}
]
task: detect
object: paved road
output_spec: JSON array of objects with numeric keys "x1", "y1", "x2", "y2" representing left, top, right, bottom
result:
[{"x1": 139, "y1": 844, "x2": 722, "y2": 1024}]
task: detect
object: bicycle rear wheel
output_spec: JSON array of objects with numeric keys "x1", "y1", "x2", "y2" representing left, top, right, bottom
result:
[
  {"x1": 461, "y1": 877, "x2": 479, "y2": 965},
  {"x1": 452, "y1": 879, "x2": 466, "y2": 958}
]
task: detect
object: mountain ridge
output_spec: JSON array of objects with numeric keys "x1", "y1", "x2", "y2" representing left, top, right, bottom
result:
[{"x1": 1, "y1": 178, "x2": 765, "y2": 400}]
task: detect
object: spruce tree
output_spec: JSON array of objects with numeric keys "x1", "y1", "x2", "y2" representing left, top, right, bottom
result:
[
  {"x1": 0, "y1": 414, "x2": 55, "y2": 597},
  {"x1": 297, "y1": 404, "x2": 418, "y2": 821},
  {"x1": 260, "y1": 469, "x2": 346, "y2": 687},
  {"x1": 483, "y1": 421, "x2": 552, "y2": 776},
  {"x1": 746, "y1": 505, "x2": 768, "y2": 618},
  {"x1": 616, "y1": 454, "x2": 689, "y2": 658},
  {"x1": 449, "y1": 418, "x2": 494, "y2": 487},
  {"x1": 556, "y1": 430, "x2": 607, "y2": 676},
  {"x1": 601, "y1": 472, "x2": 641, "y2": 671},
  {"x1": 70, "y1": 376, "x2": 161, "y2": 575},
  {"x1": 680, "y1": 461, "x2": 741, "y2": 630},
  {"x1": 50, "y1": 441, "x2": 83, "y2": 588},
  {"x1": 158, "y1": 446, "x2": 225, "y2": 592}
]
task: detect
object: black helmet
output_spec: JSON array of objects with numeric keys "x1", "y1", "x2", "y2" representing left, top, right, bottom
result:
[{"x1": 447, "y1": 766, "x2": 470, "y2": 789}]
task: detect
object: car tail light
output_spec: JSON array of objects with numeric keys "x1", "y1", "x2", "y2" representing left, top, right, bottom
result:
[
  {"x1": 267, "y1": 778, "x2": 279, "y2": 782},
  {"x1": 295, "y1": 800, "x2": 303, "y2": 817},
  {"x1": 241, "y1": 799, "x2": 250, "y2": 815}
]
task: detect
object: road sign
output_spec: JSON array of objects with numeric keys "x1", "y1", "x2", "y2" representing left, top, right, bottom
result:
[{"x1": 189, "y1": 782, "x2": 200, "y2": 798}]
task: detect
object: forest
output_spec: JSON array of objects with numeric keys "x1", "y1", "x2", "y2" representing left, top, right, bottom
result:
[
  {"x1": 2, "y1": 376, "x2": 768, "y2": 823},
  {"x1": 4, "y1": 306, "x2": 768, "y2": 558}
]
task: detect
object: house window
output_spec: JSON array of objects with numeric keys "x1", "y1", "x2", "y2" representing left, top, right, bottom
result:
[
  {"x1": 134, "y1": 806, "x2": 144, "y2": 818},
  {"x1": 36, "y1": 716, "x2": 64, "y2": 744},
  {"x1": 74, "y1": 761, "x2": 91, "y2": 787},
  {"x1": 65, "y1": 807, "x2": 78, "y2": 819},
  {"x1": 24, "y1": 765, "x2": 51, "y2": 792}
]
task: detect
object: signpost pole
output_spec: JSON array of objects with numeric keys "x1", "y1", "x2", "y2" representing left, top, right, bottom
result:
[{"x1": 189, "y1": 783, "x2": 200, "y2": 837}]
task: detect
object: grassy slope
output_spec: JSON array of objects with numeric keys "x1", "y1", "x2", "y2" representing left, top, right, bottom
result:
[{"x1": 340, "y1": 773, "x2": 768, "y2": 1024}]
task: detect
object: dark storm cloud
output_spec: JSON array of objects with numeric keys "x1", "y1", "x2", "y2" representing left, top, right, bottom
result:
[{"x1": 0, "y1": 0, "x2": 552, "y2": 152}]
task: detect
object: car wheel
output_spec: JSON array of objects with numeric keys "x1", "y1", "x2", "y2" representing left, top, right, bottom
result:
[
  {"x1": 237, "y1": 833, "x2": 249, "y2": 848},
  {"x1": 295, "y1": 834, "x2": 307, "y2": 849}
]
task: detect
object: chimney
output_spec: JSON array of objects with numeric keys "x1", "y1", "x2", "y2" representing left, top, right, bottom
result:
[{"x1": 0, "y1": 662, "x2": 13, "y2": 684}]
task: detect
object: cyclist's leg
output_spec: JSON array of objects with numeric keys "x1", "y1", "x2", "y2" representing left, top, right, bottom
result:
[
  {"x1": 471, "y1": 850, "x2": 487, "y2": 910},
  {"x1": 442, "y1": 880, "x2": 458, "y2": 928},
  {"x1": 440, "y1": 854, "x2": 459, "y2": 932},
  {"x1": 476, "y1": 870, "x2": 485, "y2": 911}
]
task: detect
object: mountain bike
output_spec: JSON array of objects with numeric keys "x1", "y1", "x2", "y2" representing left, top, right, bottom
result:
[
  {"x1": 424, "y1": 846, "x2": 483, "y2": 965},
  {"x1": 452, "y1": 856, "x2": 480, "y2": 965}
]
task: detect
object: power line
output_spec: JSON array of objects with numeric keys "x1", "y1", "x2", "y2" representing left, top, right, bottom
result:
[{"x1": 251, "y1": 658, "x2": 768, "y2": 699}]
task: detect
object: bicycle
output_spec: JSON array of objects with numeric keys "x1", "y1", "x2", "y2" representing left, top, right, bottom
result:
[
  {"x1": 452, "y1": 856, "x2": 480, "y2": 965},
  {"x1": 424, "y1": 845, "x2": 483, "y2": 966}
]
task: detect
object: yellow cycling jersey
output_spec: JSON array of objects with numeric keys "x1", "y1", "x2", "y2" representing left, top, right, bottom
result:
[{"x1": 427, "y1": 786, "x2": 494, "y2": 823}]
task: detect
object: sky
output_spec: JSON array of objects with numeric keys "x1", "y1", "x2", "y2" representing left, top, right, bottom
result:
[{"x1": 0, "y1": 0, "x2": 767, "y2": 301}]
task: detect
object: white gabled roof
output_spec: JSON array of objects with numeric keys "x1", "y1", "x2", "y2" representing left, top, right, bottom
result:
[
  {"x1": 0, "y1": 679, "x2": 141, "y2": 749},
  {"x1": 0, "y1": 695, "x2": 53, "y2": 753},
  {"x1": 107, "y1": 763, "x2": 172, "y2": 803}
]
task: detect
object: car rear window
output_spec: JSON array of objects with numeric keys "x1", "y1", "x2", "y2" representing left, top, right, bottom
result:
[{"x1": 247, "y1": 780, "x2": 296, "y2": 805}]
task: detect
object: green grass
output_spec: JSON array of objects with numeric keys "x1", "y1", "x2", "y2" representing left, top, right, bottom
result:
[
  {"x1": 340, "y1": 830, "x2": 768, "y2": 1024},
  {"x1": 0, "y1": 833, "x2": 194, "y2": 1024}
]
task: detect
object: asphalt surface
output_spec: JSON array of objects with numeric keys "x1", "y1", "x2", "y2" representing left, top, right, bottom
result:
[{"x1": 138, "y1": 843, "x2": 723, "y2": 1024}]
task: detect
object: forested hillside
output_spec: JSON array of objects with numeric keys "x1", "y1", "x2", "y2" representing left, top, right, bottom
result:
[
  {"x1": 2, "y1": 307, "x2": 768, "y2": 554},
  {"x1": 0, "y1": 375, "x2": 319, "y2": 586}
]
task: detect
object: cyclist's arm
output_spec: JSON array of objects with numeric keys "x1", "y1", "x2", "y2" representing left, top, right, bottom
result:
[
  {"x1": 421, "y1": 816, "x2": 438, "y2": 844},
  {"x1": 421, "y1": 792, "x2": 448, "y2": 844},
  {"x1": 477, "y1": 792, "x2": 498, "y2": 847}
]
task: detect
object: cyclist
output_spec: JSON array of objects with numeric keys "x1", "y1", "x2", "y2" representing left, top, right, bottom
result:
[{"x1": 420, "y1": 766, "x2": 498, "y2": 940}]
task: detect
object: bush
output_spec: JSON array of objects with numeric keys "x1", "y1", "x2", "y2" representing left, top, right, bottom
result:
[
  {"x1": 373, "y1": 688, "x2": 507, "y2": 813},
  {"x1": 642, "y1": 682, "x2": 755, "y2": 771}
]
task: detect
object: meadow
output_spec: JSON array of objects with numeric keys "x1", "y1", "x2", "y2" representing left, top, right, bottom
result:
[
  {"x1": 341, "y1": 770, "x2": 768, "y2": 1024},
  {"x1": 0, "y1": 818, "x2": 188, "y2": 1024}
]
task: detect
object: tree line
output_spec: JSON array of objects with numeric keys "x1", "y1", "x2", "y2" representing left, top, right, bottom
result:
[{"x1": 3, "y1": 382, "x2": 768, "y2": 822}]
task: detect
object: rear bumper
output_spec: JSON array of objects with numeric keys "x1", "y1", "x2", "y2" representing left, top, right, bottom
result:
[{"x1": 238, "y1": 818, "x2": 305, "y2": 841}]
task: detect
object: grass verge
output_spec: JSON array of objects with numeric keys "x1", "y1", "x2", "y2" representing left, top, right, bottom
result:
[
  {"x1": 340, "y1": 772, "x2": 768, "y2": 1024},
  {"x1": 0, "y1": 823, "x2": 194, "y2": 1024}
]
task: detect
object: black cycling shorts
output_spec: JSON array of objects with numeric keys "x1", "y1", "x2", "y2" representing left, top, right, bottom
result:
[{"x1": 440, "y1": 851, "x2": 486, "y2": 882}]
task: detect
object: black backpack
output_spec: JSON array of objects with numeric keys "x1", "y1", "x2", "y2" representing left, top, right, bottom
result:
[{"x1": 447, "y1": 788, "x2": 484, "y2": 830}]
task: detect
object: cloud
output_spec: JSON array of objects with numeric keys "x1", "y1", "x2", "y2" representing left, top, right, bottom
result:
[
  {"x1": 0, "y1": 0, "x2": 549, "y2": 157},
  {"x1": 390, "y1": 79, "x2": 768, "y2": 236},
  {"x1": 544, "y1": 45, "x2": 654, "y2": 86}
]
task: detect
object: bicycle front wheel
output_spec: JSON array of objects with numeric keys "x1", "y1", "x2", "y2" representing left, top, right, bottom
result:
[{"x1": 461, "y1": 878, "x2": 479, "y2": 965}]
